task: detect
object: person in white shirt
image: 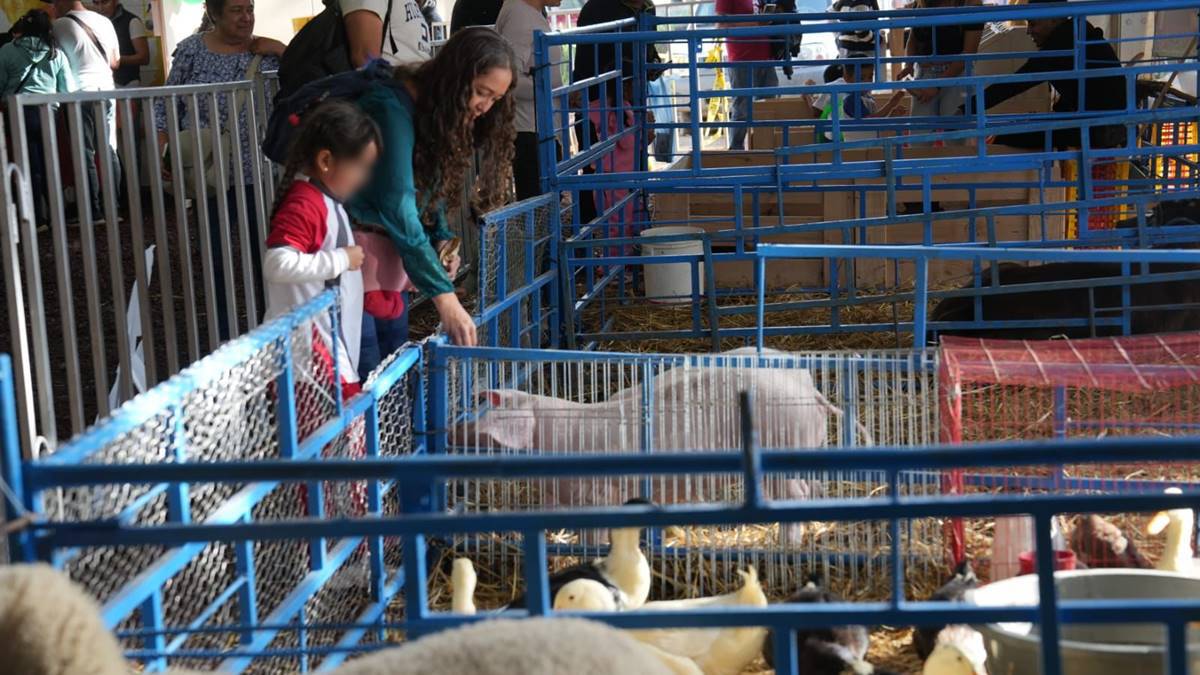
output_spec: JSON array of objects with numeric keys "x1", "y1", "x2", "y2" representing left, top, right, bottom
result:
[
  {"x1": 495, "y1": 0, "x2": 562, "y2": 200},
  {"x1": 93, "y1": 0, "x2": 149, "y2": 88},
  {"x1": 342, "y1": 0, "x2": 431, "y2": 67},
  {"x1": 45, "y1": 0, "x2": 120, "y2": 223}
]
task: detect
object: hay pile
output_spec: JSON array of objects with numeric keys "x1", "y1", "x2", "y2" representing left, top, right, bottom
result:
[{"x1": 591, "y1": 290, "x2": 926, "y2": 354}]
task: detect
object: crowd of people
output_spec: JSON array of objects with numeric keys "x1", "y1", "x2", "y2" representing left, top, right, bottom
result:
[{"x1": 0, "y1": 0, "x2": 1131, "y2": 400}]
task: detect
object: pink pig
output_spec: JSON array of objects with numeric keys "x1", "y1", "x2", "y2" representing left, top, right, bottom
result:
[{"x1": 452, "y1": 349, "x2": 845, "y2": 544}]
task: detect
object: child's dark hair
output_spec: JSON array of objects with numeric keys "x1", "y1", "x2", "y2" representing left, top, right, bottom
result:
[
  {"x1": 273, "y1": 100, "x2": 382, "y2": 217},
  {"x1": 13, "y1": 10, "x2": 57, "y2": 58}
]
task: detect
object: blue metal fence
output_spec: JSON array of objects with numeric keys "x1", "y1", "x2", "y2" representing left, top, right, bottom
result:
[
  {"x1": 3, "y1": 290, "x2": 428, "y2": 672},
  {"x1": 5, "y1": 327, "x2": 1200, "y2": 671},
  {"x1": 474, "y1": 194, "x2": 560, "y2": 349},
  {"x1": 751, "y1": 243, "x2": 1200, "y2": 348},
  {"x1": 529, "y1": 0, "x2": 1200, "y2": 347}
]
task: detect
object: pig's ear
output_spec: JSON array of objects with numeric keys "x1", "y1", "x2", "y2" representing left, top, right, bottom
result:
[
  {"x1": 476, "y1": 410, "x2": 535, "y2": 449},
  {"x1": 474, "y1": 391, "x2": 535, "y2": 449}
]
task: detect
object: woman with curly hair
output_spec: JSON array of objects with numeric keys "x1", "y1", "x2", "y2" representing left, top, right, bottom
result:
[{"x1": 349, "y1": 27, "x2": 517, "y2": 361}]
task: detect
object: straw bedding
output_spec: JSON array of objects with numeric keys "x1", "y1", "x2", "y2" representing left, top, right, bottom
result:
[{"x1": 406, "y1": 282, "x2": 1194, "y2": 673}]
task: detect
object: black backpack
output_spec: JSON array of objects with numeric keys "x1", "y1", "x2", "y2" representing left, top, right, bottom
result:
[
  {"x1": 264, "y1": 59, "x2": 409, "y2": 164},
  {"x1": 277, "y1": 0, "x2": 394, "y2": 100}
]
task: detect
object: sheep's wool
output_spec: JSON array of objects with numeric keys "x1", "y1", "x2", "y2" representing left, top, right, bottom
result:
[
  {"x1": 0, "y1": 563, "x2": 129, "y2": 675},
  {"x1": 334, "y1": 617, "x2": 683, "y2": 675}
]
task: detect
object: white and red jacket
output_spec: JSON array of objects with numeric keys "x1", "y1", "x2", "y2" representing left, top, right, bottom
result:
[{"x1": 264, "y1": 179, "x2": 364, "y2": 384}]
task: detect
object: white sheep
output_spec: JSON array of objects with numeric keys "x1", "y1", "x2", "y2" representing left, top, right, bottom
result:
[
  {"x1": 0, "y1": 563, "x2": 215, "y2": 675},
  {"x1": 0, "y1": 562, "x2": 130, "y2": 675},
  {"x1": 2, "y1": 562, "x2": 690, "y2": 675},
  {"x1": 332, "y1": 616, "x2": 697, "y2": 675}
]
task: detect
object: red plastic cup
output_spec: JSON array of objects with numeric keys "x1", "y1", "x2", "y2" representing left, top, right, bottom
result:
[{"x1": 1018, "y1": 550, "x2": 1077, "y2": 575}]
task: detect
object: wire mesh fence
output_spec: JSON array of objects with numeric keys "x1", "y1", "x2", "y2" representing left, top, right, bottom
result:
[
  {"x1": 438, "y1": 345, "x2": 943, "y2": 598},
  {"x1": 6, "y1": 291, "x2": 424, "y2": 672},
  {"x1": 475, "y1": 194, "x2": 559, "y2": 349},
  {"x1": 939, "y1": 333, "x2": 1200, "y2": 578}
]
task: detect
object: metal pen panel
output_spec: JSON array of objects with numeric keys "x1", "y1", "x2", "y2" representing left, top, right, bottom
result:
[
  {"x1": 65, "y1": 100, "x2": 111, "y2": 420},
  {"x1": 95, "y1": 98, "x2": 133, "y2": 406},
  {"x1": 119, "y1": 96, "x2": 159, "y2": 389}
]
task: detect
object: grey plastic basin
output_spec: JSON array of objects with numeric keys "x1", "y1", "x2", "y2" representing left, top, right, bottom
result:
[{"x1": 968, "y1": 570, "x2": 1200, "y2": 674}]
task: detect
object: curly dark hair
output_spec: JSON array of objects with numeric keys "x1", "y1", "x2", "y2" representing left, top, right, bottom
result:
[{"x1": 396, "y1": 27, "x2": 518, "y2": 222}]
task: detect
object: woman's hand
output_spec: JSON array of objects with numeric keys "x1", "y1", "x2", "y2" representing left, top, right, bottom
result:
[
  {"x1": 249, "y1": 37, "x2": 287, "y2": 58},
  {"x1": 433, "y1": 293, "x2": 477, "y2": 346}
]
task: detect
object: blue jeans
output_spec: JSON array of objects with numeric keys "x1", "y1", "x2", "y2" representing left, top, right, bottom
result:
[
  {"x1": 728, "y1": 65, "x2": 780, "y2": 150},
  {"x1": 358, "y1": 297, "x2": 410, "y2": 381}
]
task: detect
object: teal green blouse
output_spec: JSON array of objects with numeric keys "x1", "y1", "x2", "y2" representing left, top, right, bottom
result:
[{"x1": 348, "y1": 84, "x2": 456, "y2": 297}]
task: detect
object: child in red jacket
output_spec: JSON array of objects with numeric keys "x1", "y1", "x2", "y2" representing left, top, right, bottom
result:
[{"x1": 263, "y1": 100, "x2": 381, "y2": 405}]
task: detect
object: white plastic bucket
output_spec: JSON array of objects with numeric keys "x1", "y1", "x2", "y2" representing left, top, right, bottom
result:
[{"x1": 640, "y1": 226, "x2": 704, "y2": 304}]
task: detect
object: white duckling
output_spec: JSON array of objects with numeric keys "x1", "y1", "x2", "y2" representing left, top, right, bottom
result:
[
  {"x1": 1147, "y1": 487, "x2": 1197, "y2": 574},
  {"x1": 451, "y1": 558, "x2": 477, "y2": 615},
  {"x1": 554, "y1": 567, "x2": 768, "y2": 675}
]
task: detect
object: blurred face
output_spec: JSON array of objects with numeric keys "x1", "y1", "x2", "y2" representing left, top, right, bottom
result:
[
  {"x1": 91, "y1": 0, "x2": 118, "y2": 18},
  {"x1": 314, "y1": 141, "x2": 380, "y2": 202},
  {"x1": 468, "y1": 67, "x2": 513, "y2": 122},
  {"x1": 211, "y1": 0, "x2": 255, "y2": 42},
  {"x1": 52, "y1": 0, "x2": 73, "y2": 15},
  {"x1": 1026, "y1": 18, "x2": 1063, "y2": 48}
]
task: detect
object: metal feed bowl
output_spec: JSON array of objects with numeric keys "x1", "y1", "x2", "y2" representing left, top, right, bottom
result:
[{"x1": 969, "y1": 570, "x2": 1200, "y2": 674}]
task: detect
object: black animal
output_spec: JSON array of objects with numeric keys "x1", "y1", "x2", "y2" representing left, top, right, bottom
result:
[
  {"x1": 912, "y1": 560, "x2": 979, "y2": 661},
  {"x1": 764, "y1": 576, "x2": 898, "y2": 675},
  {"x1": 1115, "y1": 198, "x2": 1200, "y2": 232},
  {"x1": 932, "y1": 197, "x2": 1200, "y2": 340},
  {"x1": 930, "y1": 260, "x2": 1200, "y2": 339}
]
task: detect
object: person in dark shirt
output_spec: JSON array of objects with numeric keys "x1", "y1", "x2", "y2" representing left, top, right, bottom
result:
[
  {"x1": 968, "y1": 0, "x2": 1126, "y2": 150},
  {"x1": 450, "y1": 0, "x2": 505, "y2": 33},
  {"x1": 571, "y1": 0, "x2": 659, "y2": 104},
  {"x1": 570, "y1": 0, "x2": 659, "y2": 223}
]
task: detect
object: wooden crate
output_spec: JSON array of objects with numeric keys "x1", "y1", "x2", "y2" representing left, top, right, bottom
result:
[
  {"x1": 855, "y1": 146, "x2": 1066, "y2": 287},
  {"x1": 748, "y1": 96, "x2": 816, "y2": 151},
  {"x1": 652, "y1": 151, "x2": 860, "y2": 288},
  {"x1": 650, "y1": 145, "x2": 1064, "y2": 291}
]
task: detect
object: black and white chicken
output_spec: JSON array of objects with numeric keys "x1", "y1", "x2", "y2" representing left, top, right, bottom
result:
[{"x1": 764, "y1": 576, "x2": 897, "y2": 675}]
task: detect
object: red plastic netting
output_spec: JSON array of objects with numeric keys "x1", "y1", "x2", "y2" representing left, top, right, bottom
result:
[{"x1": 938, "y1": 333, "x2": 1200, "y2": 573}]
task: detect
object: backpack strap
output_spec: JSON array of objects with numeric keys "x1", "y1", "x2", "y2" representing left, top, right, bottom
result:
[
  {"x1": 64, "y1": 14, "x2": 110, "y2": 64},
  {"x1": 16, "y1": 51, "x2": 51, "y2": 93},
  {"x1": 382, "y1": 0, "x2": 397, "y2": 55}
]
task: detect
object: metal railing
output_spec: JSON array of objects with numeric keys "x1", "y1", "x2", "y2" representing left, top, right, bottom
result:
[
  {"x1": 530, "y1": 0, "x2": 1200, "y2": 347},
  {"x1": 5, "y1": 329, "x2": 1200, "y2": 672},
  {"x1": 3, "y1": 77, "x2": 275, "y2": 451}
]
